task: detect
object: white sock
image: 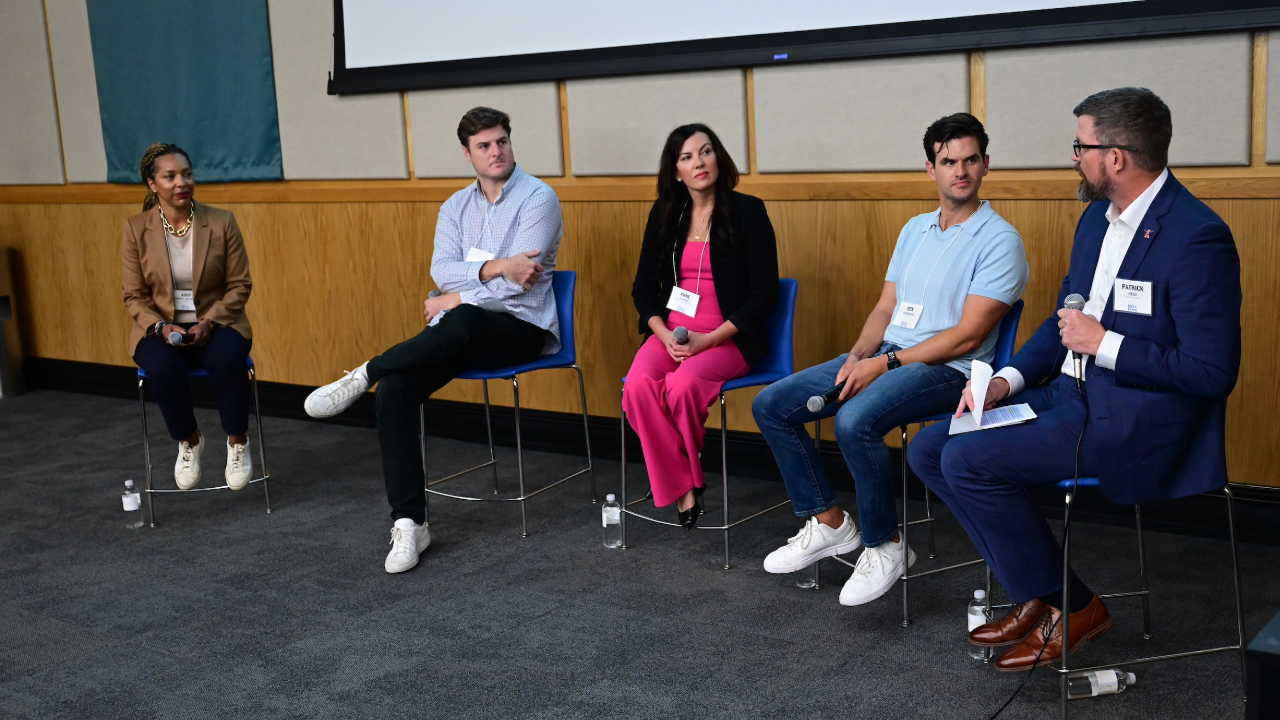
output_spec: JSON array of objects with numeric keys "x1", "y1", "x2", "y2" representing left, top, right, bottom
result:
[{"x1": 394, "y1": 518, "x2": 418, "y2": 530}]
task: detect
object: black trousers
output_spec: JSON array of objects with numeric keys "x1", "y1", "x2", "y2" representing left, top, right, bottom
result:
[
  {"x1": 366, "y1": 305, "x2": 546, "y2": 523},
  {"x1": 133, "y1": 327, "x2": 253, "y2": 441}
]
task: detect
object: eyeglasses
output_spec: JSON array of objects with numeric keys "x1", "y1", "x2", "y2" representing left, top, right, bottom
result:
[{"x1": 1073, "y1": 139, "x2": 1138, "y2": 159}]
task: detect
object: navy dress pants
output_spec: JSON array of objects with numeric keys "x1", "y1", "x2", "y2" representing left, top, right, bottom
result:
[
  {"x1": 906, "y1": 374, "x2": 1100, "y2": 603},
  {"x1": 133, "y1": 327, "x2": 253, "y2": 441}
]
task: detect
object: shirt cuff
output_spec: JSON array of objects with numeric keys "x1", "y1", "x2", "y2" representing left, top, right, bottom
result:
[
  {"x1": 993, "y1": 367, "x2": 1026, "y2": 397},
  {"x1": 467, "y1": 260, "x2": 489, "y2": 286},
  {"x1": 1095, "y1": 331, "x2": 1124, "y2": 371}
]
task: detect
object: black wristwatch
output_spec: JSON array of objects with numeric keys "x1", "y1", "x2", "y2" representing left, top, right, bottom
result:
[{"x1": 885, "y1": 351, "x2": 901, "y2": 370}]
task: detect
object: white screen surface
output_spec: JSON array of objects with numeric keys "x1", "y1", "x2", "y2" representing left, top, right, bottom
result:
[{"x1": 341, "y1": 0, "x2": 1129, "y2": 70}]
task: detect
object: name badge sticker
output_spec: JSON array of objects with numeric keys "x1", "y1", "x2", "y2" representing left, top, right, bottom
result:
[
  {"x1": 666, "y1": 286, "x2": 701, "y2": 317},
  {"x1": 892, "y1": 302, "x2": 923, "y2": 329},
  {"x1": 174, "y1": 289, "x2": 196, "y2": 312},
  {"x1": 1113, "y1": 278, "x2": 1152, "y2": 316},
  {"x1": 465, "y1": 247, "x2": 496, "y2": 263}
]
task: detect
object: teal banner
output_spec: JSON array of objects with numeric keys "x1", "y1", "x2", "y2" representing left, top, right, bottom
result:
[{"x1": 87, "y1": 0, "x2": 283, "y2": 184}]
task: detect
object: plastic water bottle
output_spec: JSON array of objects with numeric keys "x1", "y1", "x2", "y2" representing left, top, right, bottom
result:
[
  {"x1": 602, "y1": 494, "x2": 622, "y2": 548},
  {"x1": 968, "y1": 589, "x2": 989, "y2": 659},
  {"x1": 1068, "y1": 668, "x2": 1136, "y2": 699},
  {"x1": 795, "y1": 559, "x2": 821, "y2": 589},
  {"x1": 122, "y1": 480, "x2": 143, "y2": 530}
]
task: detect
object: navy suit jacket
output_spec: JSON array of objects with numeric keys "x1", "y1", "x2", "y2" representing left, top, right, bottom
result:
[{"x1": 1008, "y1": 173, "x2": 1241, "y2": 505}]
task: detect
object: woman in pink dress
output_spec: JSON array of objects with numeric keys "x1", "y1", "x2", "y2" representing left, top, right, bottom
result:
[{"x1": 626, "y1": 124, "x2": 780, "y2": 529}]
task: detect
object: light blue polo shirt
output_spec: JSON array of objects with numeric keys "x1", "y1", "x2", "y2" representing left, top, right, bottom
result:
[{"x1": 883, "y1": 201, "x2": 1029, "y2": 377}]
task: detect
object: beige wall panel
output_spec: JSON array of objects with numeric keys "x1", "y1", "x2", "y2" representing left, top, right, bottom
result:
[
  {"x1": 45, "y1": 0, "x2": 106, "y2": 183},
  {"x1": 0, "y1": 0, "x2": 65, "y2": 185},
  {"x1": 566, "y1": 70, "x2": 748, "y2": 176},
  {"x1": 408, "y1": 84, "x2": 562, "y2": 179},
  {"x1": 1267, "y1": 31, "x2": 1280, "y2": 164},
  {"x1": 267, "y1": 0, "x2": 408, "y2": 179},
  {"x1": 754, "y1": 55, "x2": 968, "y2": 173},
  {"x1": 987, "y1": 34, "x2": 1252, "y2": 169}
]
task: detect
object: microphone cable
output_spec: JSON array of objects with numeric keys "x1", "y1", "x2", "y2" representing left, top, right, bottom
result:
[{"x1": 988, "y1": 369, "x2": 1088, "y2": 719}]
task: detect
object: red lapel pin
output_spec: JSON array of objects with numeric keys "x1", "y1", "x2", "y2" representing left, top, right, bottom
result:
[{"x1": 1144, "y1": 229, "x2": 1152, "y2": 238}]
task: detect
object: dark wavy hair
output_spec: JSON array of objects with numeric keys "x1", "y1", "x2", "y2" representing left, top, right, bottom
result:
[
  {"x1": 1073, "y1": 87, "x2": 1171, "y2": 173},
  {"x1": 655, "y1": 124, "x2": 740, "y2": 259}
]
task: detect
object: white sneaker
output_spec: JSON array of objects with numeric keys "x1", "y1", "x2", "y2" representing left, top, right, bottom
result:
[
  {"x1": 304, "y1": 362, "x2": 370, "y2": 418},
  {"x1": 225, "y1": 439, "x2": 252, "y2": 490},
  {"x1": 385, "y1": 518, "x2": 431, "y2": 574},
  {"x1": 174, "y1": 435, "x2": 204, "y2": 490},
  {"x1": 762, "y1": 512, "x2": 862, "y2": 574},
  {"x1": 839, "y1": 539, "x2": 917, "y2": 607}
]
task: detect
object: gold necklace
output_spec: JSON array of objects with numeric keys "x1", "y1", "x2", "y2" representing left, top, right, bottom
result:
[
  {"x1": 693, "y1": 213, "x2": 712, "y2": 241},
  {"x1": 160, "y1": 201, "x2": 195, "y2": 238}
]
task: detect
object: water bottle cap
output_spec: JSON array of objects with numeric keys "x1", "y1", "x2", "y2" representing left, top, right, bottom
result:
[
  {"x1": 1125, "y1": 672, "x2": 1136, "y2": 685},
  {"x1": 974, "y1": 589, "x2": 986, "y2": 600},
  {"x1": 606, "y1": 494, "x2": 616, "y2": 502},
  {"x1": 125, "y1": 480, "x2": 134, "y2": 488}
]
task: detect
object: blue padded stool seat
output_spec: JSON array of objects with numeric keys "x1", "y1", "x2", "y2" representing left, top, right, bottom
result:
[{"x1": 137, "y1": 355, "x2": 255, "y2": 380}]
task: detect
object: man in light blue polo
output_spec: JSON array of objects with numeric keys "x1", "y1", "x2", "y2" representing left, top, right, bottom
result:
[{"x1": 753, "y1": 113, "x2": 1029, "y2": 607}]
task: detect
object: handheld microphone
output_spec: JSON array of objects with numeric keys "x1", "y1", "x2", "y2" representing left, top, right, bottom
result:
[
  {"x1": 1063, "y1": 293, "x2": 1086, "y2": 389},
  {"x1": 428, "y1": 289, "x2": 441, "y2": 299},
  {"x1": 168, "y1": 331, "x2": 186, "y2": 346},
  {"x1": 673, "y1": 326, "x2": 689, "y2": 345},
  {"x1": 806, "y1": 384, "x2": 844, "y2": 413}
]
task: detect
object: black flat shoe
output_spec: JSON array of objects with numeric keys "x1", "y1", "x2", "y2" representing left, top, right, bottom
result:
[{"x1": 678, "y1": 485, "x2": 706, "y2": 531}]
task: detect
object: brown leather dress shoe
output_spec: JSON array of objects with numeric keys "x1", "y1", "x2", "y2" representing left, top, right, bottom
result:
[
  {"x1": 970, "y1": 598, "x2": 1048, "y2": 648},
  {"x1": 995, "y1": 594, "x2": 1113, "y2": 673}
]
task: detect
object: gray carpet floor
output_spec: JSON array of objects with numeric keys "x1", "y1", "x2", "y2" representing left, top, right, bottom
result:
[{"x1": 1, "y1": 389, "x2": 1275, "y2": 719}]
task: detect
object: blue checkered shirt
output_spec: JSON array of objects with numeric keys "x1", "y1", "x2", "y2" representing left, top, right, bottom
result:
[{"x1": 430, "y1": 166, "x2": 562, "y2": 354}]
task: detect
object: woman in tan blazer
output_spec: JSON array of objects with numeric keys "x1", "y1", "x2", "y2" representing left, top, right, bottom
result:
[{"x1": 122, "y1": 143, "x2": 254, "y2": 491}]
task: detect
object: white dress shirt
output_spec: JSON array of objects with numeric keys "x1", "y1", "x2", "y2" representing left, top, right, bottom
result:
[{"x1": 995, "y1": 168, "x2": 1169, "y2": 395}]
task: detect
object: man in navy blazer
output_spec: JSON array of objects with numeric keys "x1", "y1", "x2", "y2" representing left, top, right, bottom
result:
[{"x1": 908, "y1": 88, "x2": 1241, "y2": 672}]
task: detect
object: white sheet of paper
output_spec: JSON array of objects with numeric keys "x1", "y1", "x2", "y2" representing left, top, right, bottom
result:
[
  {"x1": 948, "y1": 403, "x2": 1038, "y2": 435},
  {"x1": 970, "y1": 360, "x2": 993, "y2": 426},
  {"x1": 465, "y1": 247, "x2": 496, "y2": 262}
]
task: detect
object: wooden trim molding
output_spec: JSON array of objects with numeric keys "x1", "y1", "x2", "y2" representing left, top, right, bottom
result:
[
  {"x1": 1252, "y1": 31, "x2": 1268, "y2": 167},
  {"x1": 969, "y1": 51, "x2": 986, "y2": 124},
  {"x1": 5, "y1": 166, "x2": 1280, "y2": 204}
]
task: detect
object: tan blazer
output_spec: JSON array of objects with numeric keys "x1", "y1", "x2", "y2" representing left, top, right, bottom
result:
[{"x1": 121, "y1": 202, "x2": 252, "y2": 356}]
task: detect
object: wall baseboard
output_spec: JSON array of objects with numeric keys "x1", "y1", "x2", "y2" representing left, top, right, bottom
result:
[{"x1": 22, "y1": 356, "x2": 1280, "y2": 546}]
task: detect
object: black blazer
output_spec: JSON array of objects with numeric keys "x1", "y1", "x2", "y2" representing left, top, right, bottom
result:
[{"x1": 631, "y1": 191, "x2": 780, "y2": 365}]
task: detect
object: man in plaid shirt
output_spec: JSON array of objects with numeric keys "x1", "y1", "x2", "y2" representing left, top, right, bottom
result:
[{"x1": 305, "y1": 107, "x2": 562, "y2": 574}]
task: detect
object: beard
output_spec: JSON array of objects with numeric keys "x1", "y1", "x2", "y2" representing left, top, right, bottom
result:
[{"x1": 1075, "y1": 162, "x2": 1112, "y2": 203}]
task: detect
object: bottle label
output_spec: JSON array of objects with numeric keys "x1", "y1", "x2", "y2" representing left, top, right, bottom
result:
[
  {"x1": 967, "y1": 607, "x2": 986, "y2": 632},
  {"x1": 602, "y1": 508, "x2": 620, "y2": 527},
  {"x1": 122, "y1": 493, "x2": 141, "y2": 512},
  {"x1": 1091, "y1": 669, "x2": 1119, "y2": 696}
]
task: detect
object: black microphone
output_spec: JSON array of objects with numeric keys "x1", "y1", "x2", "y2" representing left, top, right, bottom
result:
[
  {"x1": 673, "y1": 326, "x2": 689, "y2": 345},
  {"x1": 428, "y1": 289, "x2": 441, "y2": 299},
  {"x1": 807, "y1": 384, "x2": 844, "y2": 413},
  {"x1": 1063, "y1": 293, "x2": 1086, "y2": 389}
]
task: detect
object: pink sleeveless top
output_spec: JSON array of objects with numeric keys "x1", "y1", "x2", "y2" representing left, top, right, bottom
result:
[{"x1": 667, "y1": 240, "x2": 724, "y2": 334}]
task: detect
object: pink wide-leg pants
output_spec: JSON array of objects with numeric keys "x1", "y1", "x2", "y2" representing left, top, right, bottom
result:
[{"x1": 622, "y1": 334, "x2": 750, "y2": 507}]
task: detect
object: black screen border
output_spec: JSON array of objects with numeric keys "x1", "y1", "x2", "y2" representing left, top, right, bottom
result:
[{"x1": 329, "y1": 0, "x2": 1280, "y2": 95}]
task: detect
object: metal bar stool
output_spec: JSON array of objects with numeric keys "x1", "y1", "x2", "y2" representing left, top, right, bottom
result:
[
  {"x1": 418, "y1": 270, "x2": 595, "y2": 537},
  {"x1": 832, "y1": 300, "x2": 1024, "y2": 627},
  {"x1": 1053, "y1": 477, "x2": 1246, "y2": 718},
  {"x1": 619, "y1": 278, "x2": 798, "y2": 569},
  {"x1": 137, "y1": 356, "x2": 271, "y2": 526}
]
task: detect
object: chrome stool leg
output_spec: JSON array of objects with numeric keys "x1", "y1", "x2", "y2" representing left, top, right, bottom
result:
[
  {"x1": 901, "y1": 425, "x2": 911, "y2": 627},
  {"x1": 482, "y1": 380, "x2": 498, "y2": 494},
  {"x1": 1135, "y1": 504, "x2": 1151, "y2": 639},
  {"x1": 513, "y1": 376, "x2": 528, "y2": 537},
  {"x1": 420, "y1": 405, "x2": 430, "y2": 526},
  {"x1": 1226, "y1": 486, "x2": 1247, "y2": 701},
  {"x1": 720, "y1": 393, "x2": 731, "y2": 570},
  {"x1": 619, "y1": 395, "x2": 628, "y2": 550},
  {"x1": 574, "y1": 366, "x2": 596, "y2": 502},
  {"x1": 249, "y1": 365, "x2": 271, "y2": 514},
  {"x1": 139, "y1": 376, "x2": 156, "y2": 527},
  {"x1": 924, "y1": 486, "x2": 936, "y2": 559},
  {"x1": 1060, "y1": 485, "x2": 1076, "y2": 720}
]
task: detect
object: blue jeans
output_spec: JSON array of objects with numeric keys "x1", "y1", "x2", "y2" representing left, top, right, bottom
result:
[{"x1": 751, "y1": 344, "x2": 966, "y2": 548}]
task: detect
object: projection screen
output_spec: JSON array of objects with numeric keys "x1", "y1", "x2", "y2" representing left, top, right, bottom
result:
[{"x1": 328, "y1": 0, "x2": 1280, "y2": 94}]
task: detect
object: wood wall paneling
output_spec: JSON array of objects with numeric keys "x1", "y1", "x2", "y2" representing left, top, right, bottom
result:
[{"x1": 1, "y1": 192, "x2": 1276, "y2": 487}]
